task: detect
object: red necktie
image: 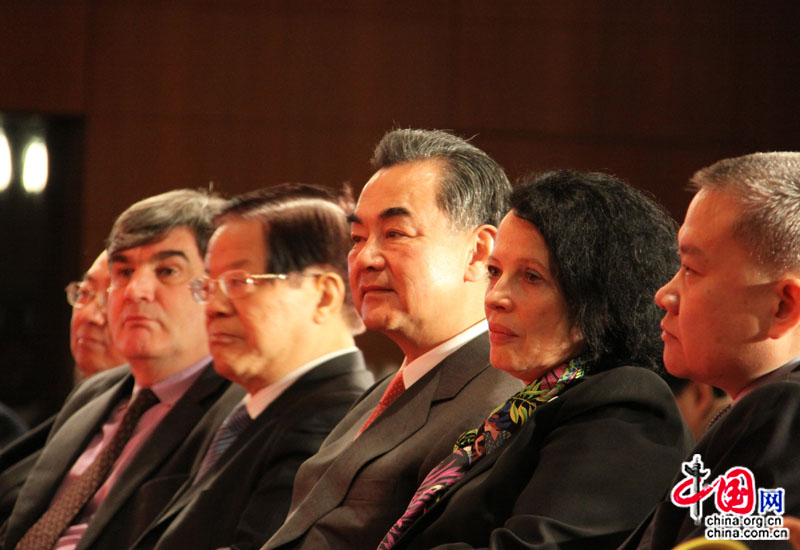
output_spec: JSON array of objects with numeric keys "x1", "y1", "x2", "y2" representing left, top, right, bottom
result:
[{"x1": 356, "y1": 369, "x2": 405, "y2": 438}]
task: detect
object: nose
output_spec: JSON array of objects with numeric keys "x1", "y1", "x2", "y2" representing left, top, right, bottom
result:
[
  {"x1": 205, "y1": 280, "x2": 234, "y2": 319},
  {"x1": 485, "y1": 276, "x2": 513, "y2": 313},
  {"x1": 86, "y1": 299, "x2": 107, "y2": 326},
  {"x1": 349, "y1": 237, "x2": 385, "y2": 273},
  {"x1": 655, "y1": 271, "x2": 680, "y2": 313},
  {"x1": 123, "y1": 269, "x2": 157, "y2": 302}
]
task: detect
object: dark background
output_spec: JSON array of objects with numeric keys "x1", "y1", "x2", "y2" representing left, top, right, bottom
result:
[{"x1": 1, "y1": 0, "x2": 799, "y2": 425}]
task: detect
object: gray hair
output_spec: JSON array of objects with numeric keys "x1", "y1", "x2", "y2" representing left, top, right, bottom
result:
[
  {"x1": 107, "y1": 189, "x2": 225, "y2": 256},
  {"x1": 691, "y1": 152, "x2": 800, "y2": 272},
  {"x1": 371, "y1": 128, "x2": 511, "y2": 229}
]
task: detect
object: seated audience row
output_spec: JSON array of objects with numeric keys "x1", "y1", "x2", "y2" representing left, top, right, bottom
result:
[{"x1": 0, "y1": 129, "x2": 796, "y2": 550}]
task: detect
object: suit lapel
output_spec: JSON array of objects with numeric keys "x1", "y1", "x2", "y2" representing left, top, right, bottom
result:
[
  {"x1": 137, "y1": 352, "x2": 368, "y2": 544},
  {"x1": 75, "y1": 363, "x2": 229, "y2": 550},
  {"x1": 5, "y1": 374, "x2": 133, "y2": 546},
  {"x1": 276, "y1": 334, "x2": 491, "y2": 546}
]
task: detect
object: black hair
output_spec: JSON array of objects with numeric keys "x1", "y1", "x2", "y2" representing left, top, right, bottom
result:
[{"x1": 510, "y1": 170, "x2": 679, "y2": 373}]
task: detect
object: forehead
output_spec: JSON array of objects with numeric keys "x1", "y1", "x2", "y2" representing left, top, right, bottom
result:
[
  {"x1": 85, "y1": 251, "x2": 111, "y2": 282},
  {"x1": 355, "y1": 160, "x2": 445, "y2": 222},
  {"x1": 493, "y1": 213, "x2": 549, "y2": 260},
  {"x1": 206, "y1": 218, "x2": 267, "y2": 270},
  {"x1": 110, "y1": 226, "x2": 202, "y2": 264},
  {"x1": 679, "y1": 189, "x2": 742, "y2": 257}
]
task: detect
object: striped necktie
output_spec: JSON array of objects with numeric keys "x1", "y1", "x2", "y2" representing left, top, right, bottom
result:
[{"x1": 195, "y1": 402, "x2": 252, "y2": 481}]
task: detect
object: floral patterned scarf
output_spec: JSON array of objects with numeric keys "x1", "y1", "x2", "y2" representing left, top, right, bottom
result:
[{"x1": 377, "y1": 358, "x2": 586, "y2": 550}]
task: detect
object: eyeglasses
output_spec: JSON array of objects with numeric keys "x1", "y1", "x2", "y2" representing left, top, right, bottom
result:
[
  {"x1": 65, "y1": 281, "x2": 108, "y2": 309},
  {"x1": 189, "y1": 270, "x2": 321, "y2": 304}
]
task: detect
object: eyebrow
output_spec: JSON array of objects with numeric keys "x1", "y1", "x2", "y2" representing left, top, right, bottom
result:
[
  {"x1": 679, "y1": 244, "x2": 705, "y2": 258},
  {"x1": 109, "y1": 250, "x2": 189, "y2": 264},
  {"x1": 347, "y1": 206, "x2": 412, "y2": 225},
  {"x1": 380, "y1": 206, "x2": 412, "y2": 220}
]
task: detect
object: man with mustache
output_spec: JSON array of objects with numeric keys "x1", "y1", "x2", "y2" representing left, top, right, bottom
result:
[
  {"x1": 622, "y1": 152, "x2": 800, "y2": 550},
  {"x1": 264, "y1": 129, "x2": 521, "y2": 550},
  {"x1": 2, "y1": 189, "x2": 234, "y2": 550}
]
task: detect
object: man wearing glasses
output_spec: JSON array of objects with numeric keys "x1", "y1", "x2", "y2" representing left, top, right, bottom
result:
[
  {"x1": 2, "y1": 189, "x2": 235, "y2": 550},
  {"x1": 66, "y1": 251, "x2": 125, "y2": 380},
  {"x1": 1, "y1": 251, "x2": 126, "y2": 526},
  {"x1": 130, "y1": 184, "x2": 372, "y2": 550}
]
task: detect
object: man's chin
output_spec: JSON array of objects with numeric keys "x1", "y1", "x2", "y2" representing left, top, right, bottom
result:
[{"x1": 361, "y1": 310, "x2": 402, "y2": 333}]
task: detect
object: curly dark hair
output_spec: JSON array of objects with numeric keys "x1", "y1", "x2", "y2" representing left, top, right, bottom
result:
[{"x1": 510, "y1": 170, "x2": 679, "y2": 373}]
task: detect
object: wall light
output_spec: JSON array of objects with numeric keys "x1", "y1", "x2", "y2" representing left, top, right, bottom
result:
[
  {"x1": 22, "y1": 137, "x2": 48, "y2": 194},
  {"x1": 0, "y1": 131, "x2": 11, "y2": 192}
]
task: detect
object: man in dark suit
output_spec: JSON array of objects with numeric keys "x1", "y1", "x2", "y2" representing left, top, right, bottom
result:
[
  {"x1": 129, "y1": 184, "x2": 374, "y2": 550},
  {"x1": 264, "y1": 129, "x2": 522, "y2": 550},
  {"x1": 68, "y1": 250, "x2": 126, "y2": 381},
  {"x1": 623, "y1": 152, "x2": 800, "y2": 550},
  {"x1": 0, "y1": 250, "x2": 127, "y2": 524},
  {"x1": 2, "y1": 189, "x2": 234, "y2": 550}
]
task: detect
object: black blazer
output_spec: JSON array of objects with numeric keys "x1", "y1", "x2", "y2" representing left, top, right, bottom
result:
[
  {"x1": 0, "y1": 367, "x2": 131, "y2": 528},
  {"x1": 390, "y1": 366, "x2": 693, "y2": 550},
  {"x1": 2, "y1": 362, "x2": 233, "y2": 550},
  {"x1": 130, "y1": 350, "x2": 374, "y2": 550},
  {"x1": 264, "y1": 333, "x2": 524, "y2": 550},
  {"x1": 621, "y1": 364, "x2": 800, "y2": 550}
]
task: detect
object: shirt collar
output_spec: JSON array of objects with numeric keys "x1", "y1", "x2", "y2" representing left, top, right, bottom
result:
[
  {"x1": 133, "y1": 356, "x2": 212, "y2": 406},
  {"x1": 401, "y1": 320, "x2": 488, "y2": 389},
  {"x1": 244, "y1": 347, "x2": 360, "y2": 419}
]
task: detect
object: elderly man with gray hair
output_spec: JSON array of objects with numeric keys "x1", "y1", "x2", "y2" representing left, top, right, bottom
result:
[{"x1": 264, "y1": 129, "x2": 521, "y2": 550}]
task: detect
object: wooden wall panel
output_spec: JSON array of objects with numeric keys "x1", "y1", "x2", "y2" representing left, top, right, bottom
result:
[
  {"x1": 0, "y1": 0, "x2": 87, "y2": 113},
  {"x1": 2, "y1": 0, "x2": 800, "y2": 381}
]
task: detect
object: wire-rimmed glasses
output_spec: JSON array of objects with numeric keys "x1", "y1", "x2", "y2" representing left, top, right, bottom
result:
[
  {"x1": 189, "y1": 270, "x2": 321, "y2": 304},
  {"x1": 65, "y1": 281, "x2": 108, "y2": 309}
]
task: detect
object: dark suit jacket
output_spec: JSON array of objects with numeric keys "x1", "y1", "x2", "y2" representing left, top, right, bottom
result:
[
  {"x1": 264, "y1": 332, "x2": 523, "y2": 550},
  {"x1": 2, "y1": 362, "x2": 234, "y2": 550},
  {"x1": 130, "y1": 350, "x2": 373, "y2": 550},
  {"x1": 622, "y1": 364, "x2": 800, "y2": 550},
  {"x1": 0, "y1": 418, "x2": 53, "y2": 526},
  {"x1": 0, "y1": 403, "x2": 26, "y2": 451},
  {"x1": 389, "y1": 366, "x2": 693, "y2": 550},
  {"x1": 0, "y1": 367, "x2": 131, "y2": 528}
]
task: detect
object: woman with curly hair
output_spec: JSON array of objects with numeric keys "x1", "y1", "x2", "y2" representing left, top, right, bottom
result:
[{"x1": 377, "y1": 170, "x2": 693, "y2": 550}]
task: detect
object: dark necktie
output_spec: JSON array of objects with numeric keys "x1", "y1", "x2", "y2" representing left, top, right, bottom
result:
[
  {"x1": 195, "y1": 402, "x2": 252, "y2": 481},
  {"x1": 356, "y1": 368, "x2": 405, "y2": 438},
  {"x1": 16, "y1": 388, "x2": 159, "y2": 550}
]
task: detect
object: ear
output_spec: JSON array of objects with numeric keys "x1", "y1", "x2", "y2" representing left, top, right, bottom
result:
[
  {"x1": 313, "y1": 271, "x2": 346, "y2": 324},
  {"x1": 768, "y1": 277, "x2": 800, "y2": 339},
  {"x1": 464, "y1": 224, "x2": 496, "y2": 283}
]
